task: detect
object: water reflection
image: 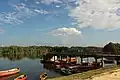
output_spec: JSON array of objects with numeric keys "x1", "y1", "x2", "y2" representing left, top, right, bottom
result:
[
  {"x1": 0, "y1": 58, "x2": 61, "y2": 80},
  {"x1": 43, "y1": 63, "x2": 54, "y2": 70},
  {"x1": 0, "y1": 57, "x2": 116, "y2": 80}
]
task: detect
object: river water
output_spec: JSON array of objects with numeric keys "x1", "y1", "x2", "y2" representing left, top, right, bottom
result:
[
  {"x1": 0, "y1": 57, "x2": 116, "y2": 80},
  {"x1": 0, "y1": 58, "x2": 61, "y2": 80}
]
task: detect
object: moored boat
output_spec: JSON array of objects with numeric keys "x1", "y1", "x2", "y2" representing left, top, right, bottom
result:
[
  {"x1": 60, "y1": 68, "x2": 72, "y2": 75},
  {"x1": 14, "y1": 74, "x2": 27, "y2": 80},
  {"x1": 59, "y1": 62, "x2": 103, "y2": 75},
  {"x1": 0, "y1": 68, "x2": 20, "y2": 77},
  {"x1": 40, "y1": 72, "x2": 47, "y2": 80},
  {"x1": 0, "y1": 73, "x2": 19, "y2": 80}
]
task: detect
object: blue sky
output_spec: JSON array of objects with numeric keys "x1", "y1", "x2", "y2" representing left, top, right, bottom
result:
[{"x1": 0, "y1": 0, "x2": 120, "y2": 46}]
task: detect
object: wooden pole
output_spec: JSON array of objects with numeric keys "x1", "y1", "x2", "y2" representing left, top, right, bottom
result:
[
  {"x1": 54, "y1": 55, "x2": 55, "y2": 62},
  {"x1": 101, "y1": 57, "x2": 104, "y2": 67},
  {"x1": 81, "y1": 57, "x2": 83, "y2": 64},
  {"x1": 87, "y1": 57, "x2": 89, "y2": 63},
  {"x1": 60, "y1": 55, "x2": 62, "y2": 64},
  {"x1": 94, "y1": 57, "x2": 97, "y2": 68},
  {"x1": 116, "y1": 58, "x2": 119, "y2": 65},
  {"x1": 70, "y1": 55, "x2": 71, "y2": 63},
  {"x1": 60, "y1": 55, "x2": 62, "y2": 61}
]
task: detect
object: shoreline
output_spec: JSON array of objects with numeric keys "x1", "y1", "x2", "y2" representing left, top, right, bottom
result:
[
  {"x1": 86, "y1": 69, "x2": 120, "y2": 80},
  {"x1": 48, "y1": 65, "x2": 120, "y2": 80}
]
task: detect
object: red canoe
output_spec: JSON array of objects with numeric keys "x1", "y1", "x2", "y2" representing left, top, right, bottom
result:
[
  {"x1": 0, "y1": 68, "x2": 20, "y2": 77},
  {"x1": 0, "y1": 73, "x2": 19, "y2": 80},
  {"x1": 14, "y1": 74, "x2": 27, "y2": 80}
]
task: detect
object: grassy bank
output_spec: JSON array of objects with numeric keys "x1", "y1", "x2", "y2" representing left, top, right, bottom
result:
[{"x1": 48, "y1": 65, "x2": 120, "y2": 80}]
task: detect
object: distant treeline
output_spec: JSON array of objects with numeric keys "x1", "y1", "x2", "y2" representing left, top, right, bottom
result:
[
  {"x1": 103, "y1": 42, "x2": 120, "y2": 54},
  {"x1": 0, "y1": 42, "x2": 119, "y2": 60}
]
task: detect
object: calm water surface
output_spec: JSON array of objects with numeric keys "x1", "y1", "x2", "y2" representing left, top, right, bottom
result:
[
  {"x1": 0, "y1": 58, "x2": 61, "y2": 80},
  {"x1": 0, "y1": 57, "x2": 115, "y2": 80}
]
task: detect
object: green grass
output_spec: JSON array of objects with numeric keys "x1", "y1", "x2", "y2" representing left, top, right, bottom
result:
[{"x1": 48, "y1": 65, "x2": 120, "y2": 80}]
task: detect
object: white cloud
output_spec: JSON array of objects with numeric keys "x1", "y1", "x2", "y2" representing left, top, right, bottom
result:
[
  {"x1": 0, "y1": 3, "x2": 35, "y2": 24},
  {"x1": 51, "y1": 27, "x2": 82, "y2": 36},
  {"x1": 0, "y1": 28, "x2": 4, "y2": 34},
  {"x1": 36, "y1": 1, "x2": 40, "y2": 4},
  {"x1": 69, "y1": 0, "x2": 120, "y2": 30},
  {"x1": 38, "y1": 0, "x2": 77, "y2": 9},
  {"x1": 0, "y1": 12, "x2": 23, "y2": 24},
  {"x1": 34, "y1": 9, "x2": 49, "y2": 14},
  {"x1": 50, "y1": 27, "x2": 82, "y2": 46},
  {"x1": 55, "y1": 5, "x2": 61, "y2": 8},
  {"x1": 25, "y1": 0, "x2": 28, "y2": 2},
  {"x1": 0, "y1": 3, "x2": 50, "y2": 25},
  {"x1": 12, "y1": 3, "x2": 36, "y2": 17},
  {"x1": 40, "y1": 0, "x2": 62, "y2": 5},
  {"x1": 0, "y1": 3, "x2": 36, "y2": 25}
]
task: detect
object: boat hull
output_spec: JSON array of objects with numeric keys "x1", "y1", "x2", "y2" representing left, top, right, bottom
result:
[
  {"x1": 40, "y1": 72, "x2": 47, "y2": 80},
  {"x1": 0, "y1": 68, "x2": 20, "y2": 77},
  {"x1": 14, "y1": 74, "x2": 27, "y2": 80}
]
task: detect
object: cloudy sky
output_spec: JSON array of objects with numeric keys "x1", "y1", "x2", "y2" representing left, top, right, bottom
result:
[{"x1": 0, "y1": 0, "x2": 120, "y2": 46}]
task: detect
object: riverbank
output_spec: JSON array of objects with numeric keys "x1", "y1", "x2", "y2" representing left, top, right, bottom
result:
[{"x1": 48, "y1": 65, "x2": 120, "y2": 80}]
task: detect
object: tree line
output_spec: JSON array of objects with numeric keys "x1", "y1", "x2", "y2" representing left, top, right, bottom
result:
[
  {"x1": 0, "y1": 42, "x2": 119, "y2": 61},
  {"x1": 103, "y1": 42, "x2": 120, "y2": 54},
  {"x1": 0, "y1": 46, "x2": 102, "y2": 60}
]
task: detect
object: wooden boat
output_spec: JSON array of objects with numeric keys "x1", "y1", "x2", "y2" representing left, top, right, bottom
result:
[
  {"x1": 70, "y1": 58, "x2": 77, "y2": 63},
  {"x1": 104, "y1": 60, "x2": 114, "y2": 64},
  {"x1": 0, "y1": 68, "x2": 20, "y2": 77},
  {"x1": 63, "y1": 57, "x2": 77, "y2": 63},
  {"x1": 41, "y1": 60, "x2": 54, "y2": 64},
  {"x1": 60, "y1": 62, "x2": 103, "y2": 75},
  {"x1": 14, "y1": 74, "x2": 27, "y2": 80},
  {"x1": 60, "y1": 68, "x2": 72, "y2": 75},
  {"x1": 0, "y1": 73, "x2": 19, "y2": 80},
  {"x1": 40, "y1": 72, "x2": 47, "y2": 80},
  {"x1": 54, "y1": 62, "x2": 80, "y2": 70}
]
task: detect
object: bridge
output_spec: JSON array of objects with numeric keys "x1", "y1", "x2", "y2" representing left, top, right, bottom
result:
[
  {"x1": 42, "y1": 52, "x2": 120, "y2": 67},
  {"x1": 44, "y1": 52, "x2": 120, "y2": 57}
]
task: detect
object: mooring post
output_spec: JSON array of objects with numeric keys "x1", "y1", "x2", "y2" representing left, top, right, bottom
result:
[
  {"x1": 60, "y1": 55, "x2": 62, "y2": 61},
  {"x1": 87, "y1": 57, "x2": 89, "y2": 63},
  {"x1": 81, "y1": 57, "x2": 83, "y2": 64},
  {"x1": 60, "y1": 55, "x2": 62, "y2": 64},
  {"x1": 43, "y1": 55, "x2": 45, "y2": 61},
  {"x1": 95, "y1": 57, "x2": 97, "y2": 63},
  {"x1": 77, "y1": 56, "x2": 80, "y2": 64},
  {"x1": 69, "y1": 55, "x2": 71, "y2": 63},
  {"x1": 94, "y1": 57, "x2": 97, "y2": 68},
  {"x1": 114, "y1": 59, "x2": 117, "y2": 65},
  {"x1": 54, "y1": 55, "x2": 55, "y2": 62},
  {"x1": 101, "y1": 57, "x2": 104, "y2": 67},
  {"x1": 116, "y1": 58, "x2": 119, "y2": 65}
]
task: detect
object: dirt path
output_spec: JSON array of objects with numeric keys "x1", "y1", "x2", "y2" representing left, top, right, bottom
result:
[{"x1": 86, "y1": 69, "x2": 120, "y2": 80}]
